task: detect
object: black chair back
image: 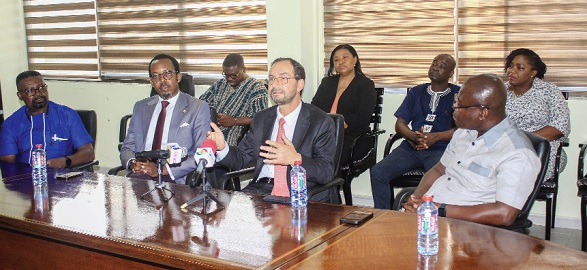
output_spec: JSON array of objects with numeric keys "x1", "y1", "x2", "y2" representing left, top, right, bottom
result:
[
  {"x1": 76, "y1": 110, "x2": 97, "y2": 147},
  {"x1": 329, "y1": 113, "x2": 345, "y2": 177},
  {"x1": 516, "y1": 131, "x2": 550, "y2": 221}
]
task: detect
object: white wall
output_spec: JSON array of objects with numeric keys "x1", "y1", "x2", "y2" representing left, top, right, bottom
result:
[{"x1": 1, "y1": 0, "x2": 586, "y2": 227}]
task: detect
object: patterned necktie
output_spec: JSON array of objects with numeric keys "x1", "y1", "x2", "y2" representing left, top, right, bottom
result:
[
  {"x1": 272, "y1": 118, "x2": 290, "y2": 197},
  {"x1": 152, "y1": 101, "x2": 169, "y2": 150}
]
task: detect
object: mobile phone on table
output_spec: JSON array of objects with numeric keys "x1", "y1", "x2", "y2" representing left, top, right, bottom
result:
[
  {"x1": 263, "y1": 195, "x2": 291, "y2": 204},
  {"x1": 340, "y1": 210, "x2": 373, "y2": 225},
  {"x1": 56, "y1": 171, "x2": 84, "y2": 180}
]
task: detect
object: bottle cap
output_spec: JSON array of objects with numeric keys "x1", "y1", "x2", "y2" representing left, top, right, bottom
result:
[
  {"x1": 422, "y1": 195, "x2": 433, "y2": 202},
  {"x1": 35, "y1": 144, "x2": 42, "y2": 149},
  {"x1": 294, "y1": 160, "x2": 302, "y2": 165}
]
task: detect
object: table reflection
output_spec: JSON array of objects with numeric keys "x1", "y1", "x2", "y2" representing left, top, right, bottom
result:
[{"x1": 417, "y1": 254, "x2": 437, "y2": 270}]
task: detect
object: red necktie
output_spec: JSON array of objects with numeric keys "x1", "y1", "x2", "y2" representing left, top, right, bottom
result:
[
  {"x1": 152, "y1": 101, "x2": 169, "y2": 150},
  {"x1": 272, "y1": 118, "x2": 290, "y2": 197}
]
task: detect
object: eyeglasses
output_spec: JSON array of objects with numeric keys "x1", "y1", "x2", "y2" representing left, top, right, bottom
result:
[
  {"x1": 453, "y1": 104, "x2": 490, "y2": 110},
  {"x1": 18, "y1": 84, "x2": 48, "y2": 96},
  {"x1": 222, "y1": 69, "x2": 242, "y2": 80},
  {"x1": 150, "y1": 70, "x2": 177, "y2": 81},
  {"x1": 267, "y1": 76, "x2": 297, "y2": 86}
]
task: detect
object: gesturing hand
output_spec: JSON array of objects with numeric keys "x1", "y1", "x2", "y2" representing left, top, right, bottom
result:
[
  {"x1": 207, "y1": 122, "x2": 226, "y2": 151},
  {"x1": 259, "y1": 134, "x2": 301, "y2": 166}
]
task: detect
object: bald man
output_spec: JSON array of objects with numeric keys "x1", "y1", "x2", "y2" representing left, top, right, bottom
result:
[{"x1": 403, "y1": 74, "x2": 541, "y2": 226}]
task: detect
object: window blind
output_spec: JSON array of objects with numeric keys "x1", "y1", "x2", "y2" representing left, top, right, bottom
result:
[
  {"x1": 324, "y1": 0, "x2": 456, "y2": 88},
  {"x1": 325, "y1": 0, "x2": 587, "y2": 88},
  {"x1": 23, "y1": 0, "x2": 99, "y2": 80},
  {"x1": 96, "y1": 0, "x2": 267, "y2": 81}
]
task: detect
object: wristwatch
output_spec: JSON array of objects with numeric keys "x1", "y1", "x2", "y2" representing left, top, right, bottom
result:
[
  {"x1": 64, "y1": 156, "x2": 72, "y2": 168},
  {"x1": 438, "y1": 203, "x2": 447, "y2": 217}
]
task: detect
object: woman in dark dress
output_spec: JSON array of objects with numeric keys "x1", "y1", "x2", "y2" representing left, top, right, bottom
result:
[{"x1": 311, "y1": 44, "x2": 376, "y2": 166}]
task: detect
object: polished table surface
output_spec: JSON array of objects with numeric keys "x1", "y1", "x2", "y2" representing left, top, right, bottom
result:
[
  {"x1": 0, "y1": 162, "x2": 373, "y2": 269},
  {"x1": 282, "y1": 209, "x2": 587, "y2": 269},
  {"x1": 1, "y1": 162, "x2": 586, "y2": 269}
]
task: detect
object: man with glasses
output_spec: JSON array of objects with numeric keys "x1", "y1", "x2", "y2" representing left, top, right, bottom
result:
[
  {"x1": 0, "y1": 70, "x2": 95, "y2": 168},
  {"x1": 371, "y1": 54, "x2": 460, "y2": 209},
  {"x1": 207, "y1": 58, "x2": 337, "y2": 202},
  {"x1": 120, "y1": 54, "x2": 210, "y2": 184},
  {"x1": 199, "y1": 53, "x2": 268, "y2": 146},
  {"x1": 402, "y1": 74, "x2": 540, "y2": 226}
]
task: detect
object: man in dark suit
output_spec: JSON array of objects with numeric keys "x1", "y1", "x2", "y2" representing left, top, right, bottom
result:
[
  {"x1": 120, "y1": 54, "x2": 210, "y2": 184},
  {"x1": 207, "y1": 58, "x2": 337, "y2": 202}
]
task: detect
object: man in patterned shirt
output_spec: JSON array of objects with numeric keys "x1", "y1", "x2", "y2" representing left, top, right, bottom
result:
[{"x1": 200, "y1": 53, "x2": 268, "y2": 146}]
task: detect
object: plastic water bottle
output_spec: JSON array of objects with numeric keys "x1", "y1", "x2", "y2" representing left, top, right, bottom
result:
[
  {"x1": 290, "y1": 160, "x2": 307, "y2": 207},
  {"x1": 417, "y1": 195, "x2": 439, "y2": 255},
  {"x1": 31, "y1": 144, "x2": 47, "y2": 186}
]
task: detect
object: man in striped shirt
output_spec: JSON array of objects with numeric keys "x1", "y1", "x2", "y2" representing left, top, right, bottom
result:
[{"x1": 200, "y1": 53, "x2": 268, "y2": 146}]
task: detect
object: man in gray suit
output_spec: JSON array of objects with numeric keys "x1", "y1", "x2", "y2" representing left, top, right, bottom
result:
[
  {"x1": 120, "y1": 54, "x2": 210, "y2": 184},
  {"x1": 208, "y1": 58, "x2": 337, "y2": 202}
]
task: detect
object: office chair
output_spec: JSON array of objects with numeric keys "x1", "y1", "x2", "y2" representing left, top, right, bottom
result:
[
  {"x1": 382, "y1": 132, "x2": 426, "y2": 208},
  {"x1": 72, "y1": 110, "x2": 99, "y2": 172},
  {"x1": 392, "y1": 131, "x2": 550, "y2": 235},
  {"x1": 535, "y1": 139, "x2": 568, "y2": 240},
  {"x1": 339, "y1": 87, "x2": 385, "y2": 205},
  {"x1": 217, "y1": 113, "x2": 346, "y2": 204},
  {"x1": 576, "y1": 141, "x2": 587, "y2": 251}
]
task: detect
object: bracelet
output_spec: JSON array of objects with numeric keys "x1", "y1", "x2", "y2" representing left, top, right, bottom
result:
[{"x1": 234, "y1": 117, "x2": 238, "y2": 126}]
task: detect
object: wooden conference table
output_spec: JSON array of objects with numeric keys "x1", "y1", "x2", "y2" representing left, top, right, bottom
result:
[{"x1": 0, "y1": 163, "x2": 586, "y2": 269}]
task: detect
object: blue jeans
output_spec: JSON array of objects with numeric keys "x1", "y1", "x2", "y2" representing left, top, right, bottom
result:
[{"x1": 370, "y1": 142, "x2": 444, "y2": 209}]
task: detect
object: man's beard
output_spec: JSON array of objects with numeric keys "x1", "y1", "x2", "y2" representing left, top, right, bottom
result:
[{"x1": 31, "y1": 96, "x2": 48, "y2": 110}]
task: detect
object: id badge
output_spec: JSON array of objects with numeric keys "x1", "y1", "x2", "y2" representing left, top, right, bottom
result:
[
  {"x1": 426, "y1": 114, "x2": 436, "y2": 122},
  {"x1": 423, "y1": 125, "x2": 433, "y2": 133}
]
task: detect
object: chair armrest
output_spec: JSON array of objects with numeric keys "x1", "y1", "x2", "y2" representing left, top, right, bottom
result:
[
  {"x1": 217, "y1": 166, "x2": 255, "y2": 189},
  {"x1": 383, "y1": 133, "x2": 403, "y2": 157},
  {"x1": 348, "y1": 128, "x2": 386, "y2": 161},
  {"x1": 71, "y1": 160, "x2": 99, "y2": 172},
  {"x1": 308, "y1": 177, "x2": 344, "y2": 199},
  {"x1": 108, "y1": 165, "x2": 126, "y2": 176}
]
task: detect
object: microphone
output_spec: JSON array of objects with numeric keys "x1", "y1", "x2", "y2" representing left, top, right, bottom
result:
[
  {"x1": 136, "y1": 149, "x2": 170, "y2": 160},
  {"x1": 189, "y1": 139, "x2": 218, "y2": 188}
]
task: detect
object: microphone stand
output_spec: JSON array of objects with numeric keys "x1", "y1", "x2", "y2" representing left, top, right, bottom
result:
[
  {"x1": 181, "y1": 167, "x2": 224, "y2": 213},
  {"x1": 141, "y1": 157, "x2": 175, "y2": 202}
]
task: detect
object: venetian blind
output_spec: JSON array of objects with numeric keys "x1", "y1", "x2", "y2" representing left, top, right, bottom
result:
[
  {"x1": 324, "y1": 0, "x2": 456, "y2": 88},
  {"x1": 23, "y1": 0, "x2": 99, "y2": 80},
  {"x1": 96, "y1": 0, "x2": 267, "y2": 81},
  {"x1": 458, "y1": 1, "x2": 587, "y2": 87}
]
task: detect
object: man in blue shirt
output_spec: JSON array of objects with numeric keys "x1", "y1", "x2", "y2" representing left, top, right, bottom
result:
[
  {"x1": 370, "y1": 54, "x2": 460, "y2": 209},
  {"x1": 0, "y1": 71, "x2": 95, "y2": 168}
]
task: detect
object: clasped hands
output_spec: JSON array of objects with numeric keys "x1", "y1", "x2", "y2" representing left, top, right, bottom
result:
[
  {"x1": 130, "y1": 159, "x2": 167, "y2": 177},
  {"x1": 413, "y1": 127, "x2": 439, "y2": 150}
]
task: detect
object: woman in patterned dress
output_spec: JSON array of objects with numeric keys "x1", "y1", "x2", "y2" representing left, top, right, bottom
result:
[{"x1": 504, "y1": 48, "x2": 571, "y2": 180}]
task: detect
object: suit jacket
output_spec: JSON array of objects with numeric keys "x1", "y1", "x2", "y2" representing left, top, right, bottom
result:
[
  {"x1": 120, "y1": 92, "x2": 211, "y2": 184},
  {"x1": 219, "y1": 103, "x2": 337, "y2": 201}
]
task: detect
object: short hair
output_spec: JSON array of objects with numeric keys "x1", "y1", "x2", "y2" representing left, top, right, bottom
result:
[
  {"x1": 271, "y1": 58, "x2": 306, "y2": 80},
  {"x1": 223, "y1": 53, "x2": 244, "y2": 68},
  {"x1": 504, "y1": 48, "x2": 547, "y2": 79},
  {"x1": 327, "y1": 44, "x2": 365, "y2": 77},
  {"x1": 16, "y1": 70, "x2": 42, "y2": 88},
  {"x1": 148, "y1": 54, "x2": 180, "y2": 77}
]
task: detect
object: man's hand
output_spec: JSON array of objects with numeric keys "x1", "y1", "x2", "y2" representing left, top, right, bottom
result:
[
  {"x1": 403, "y1": 194, "x2": 423, "y2": 213},
  {"x1": 259, "y1": 134, "x2": 301, "y2": 166},
  {"x1": 47, "y1": 157, "x2": 67, "y2": 168},
  {"x1": 414, "y1": 127, "x2": 441, "y2": 150},
  {"x1": 130, "y1": 159, "x2": 168, "y2": 177},
  {"x1": 217, "y1": 113, "x2": 237, "y2": 127},
  {"x1": 207, "y1": 122, "x2": 226, "y2": 150}
]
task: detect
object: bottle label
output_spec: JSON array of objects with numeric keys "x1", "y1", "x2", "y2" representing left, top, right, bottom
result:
[
  {"x1": 298, "y1": 173, "x2": 305, "y2": 189},
  {"x1": 418, "y1": 213, "x2": 437, "y2": 233}
]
